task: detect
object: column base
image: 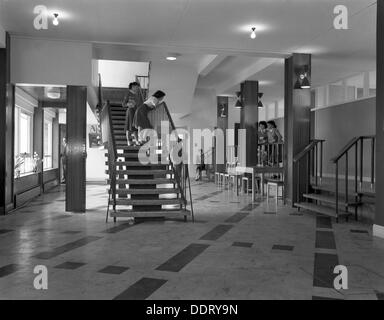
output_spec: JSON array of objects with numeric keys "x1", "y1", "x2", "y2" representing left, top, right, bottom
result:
[{"x1": 373, "y1": 224, "x2": 384, "y2": 239}]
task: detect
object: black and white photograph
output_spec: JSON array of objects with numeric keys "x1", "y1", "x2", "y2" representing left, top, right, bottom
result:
[{"x1": 0, "y1": 0, "x2": 383, "y2": 307}]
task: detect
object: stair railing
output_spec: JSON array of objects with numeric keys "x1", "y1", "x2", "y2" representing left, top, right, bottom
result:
[
  {"x1": 100, "y1": 97, "x2": 118, "y2": 220},
  {"x1": 293, "y1": 139, "x2": 325, "y2": 204},
  {"x1": 148, "y1": 102, "x2": 194, "y2": 221},
  {"x1": 257, "y1": 143, "x2": 285, "y2": 167},
  {"x1": 330, "y1": 135, "x2": 375, "y2": 220}
]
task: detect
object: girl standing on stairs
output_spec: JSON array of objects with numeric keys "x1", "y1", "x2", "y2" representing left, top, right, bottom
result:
[
  {"x1": 134, "y1": 90, "x2": 166, "y2": 145},
  {"x1": 123, "y1": 82, "x2": 143, "y2": 146}
]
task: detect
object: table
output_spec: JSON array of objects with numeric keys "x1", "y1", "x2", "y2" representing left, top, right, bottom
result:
[{"x1": 235, "y1": 166, "x2": 285, "y2": 202}]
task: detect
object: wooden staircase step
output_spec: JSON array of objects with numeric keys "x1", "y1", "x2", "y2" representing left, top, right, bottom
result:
[
  {"x1": 110, "y1": 209, "x2": 190, "y2": 219},
  {"x1": 311, "y1": 183, "x2": 376, "y2": 198},
  {"x1": 113, "y1": 198, "x2": 183, "y2": 206},
  {"x1": 106, "y1": 161, "x2": 167, "y2": 167},
  {"x1": 106, "y1": 170, "x2": 173, "y2": 175},
  {"x1": 303, "y1": 193, "x2": 360, "y2": 207},
  {"x1": 294, "y1": 202, "x2": 351, "y2": 219},
  {"x1": 108, "y1": 179, "x2": 175, "y2": 185},
  {"x1": 112, "y1": 188, "x2": 179, "y2": 195}
]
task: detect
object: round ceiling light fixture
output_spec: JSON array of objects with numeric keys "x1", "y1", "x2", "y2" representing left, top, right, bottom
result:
[
  {"x1": 53, "y1": 13, "x2": 59, "y2": 26},
  {"x1": 166, "y1": 56, "x2": 177, "y2": 61},
  {"x1": 250, "y1": 27, "x2": 257, "y2": 39}
]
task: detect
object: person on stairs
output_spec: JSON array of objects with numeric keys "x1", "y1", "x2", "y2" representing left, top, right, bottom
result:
[
  {"x1": 123, "y1": 82, "x2": 143, "y2": 146},
  {"x1": 134, "y1": 90, "x2": 166, "y2": 145}
]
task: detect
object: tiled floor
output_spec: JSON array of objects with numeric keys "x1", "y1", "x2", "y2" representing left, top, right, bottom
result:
[{"x1": 0, "y1": 182, "x2": 384, "y2": 300}]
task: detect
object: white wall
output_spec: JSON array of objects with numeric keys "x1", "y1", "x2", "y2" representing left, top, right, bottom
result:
[
  {"x1": 149, "y1": 61, "x2": 198, "y2": 117},
  {"x1": 11, "y1": 37, "x2": 93, "y2": 86},
  {"x1": 175, "y1": 88, "x2": 217, "y2": 130},
  {"x1": 98, "y1": 60, "x2": 149, "y2": 88}
]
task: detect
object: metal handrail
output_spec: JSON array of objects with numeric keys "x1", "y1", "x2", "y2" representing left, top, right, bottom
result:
[
  {"x1": 332, "y1": 135, "x2": 375, "y2": 222},
  {"x1": 293, "y1": 139, "x2": 325, "y2": 205},
  {"x1": 148, "y1": 102, "x2": 194, "y2": 220}
]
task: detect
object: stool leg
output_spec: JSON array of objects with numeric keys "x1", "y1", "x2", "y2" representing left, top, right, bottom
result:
[
  {"x1": 267, "y1": 184, "x2": 269, "y2": 202},
  {"x1": 276, "y1": 185, "x2": 278, "y2": 207}
]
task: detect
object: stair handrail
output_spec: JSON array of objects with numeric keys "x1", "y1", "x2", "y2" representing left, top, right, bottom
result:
[
  {"x1": 293, "y1": 139, "x2": 325, "y2": 206},
  {"x1": 99, "y1": 76, "x2": 118, "y2": 214},
  {"x1": 148, "y1": 102, "x2": 194, "y2": 220},
  {"x1": 330, "y1": 135, "x2": 375, "y2": 221}
]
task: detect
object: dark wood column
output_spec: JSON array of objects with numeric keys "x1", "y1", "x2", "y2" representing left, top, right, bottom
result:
[
  {"x1": 284, "y1": 53, "x2": 312, "y2": 205},
  {"x1": 0, "y1": 32, "x2": 14, "y2": 214},
  {"x1": 375, "y1": 0, "x2": 384, "y2": 237},
  {"x1": 216, "y1": 96, "x2": 228, "y2": 172},
  {"x1": 66, "y1": 86, "x2": 87, "y2": 213},
  {"x1": 240, "y1": 81, "x2": 259, "y2": 167}
]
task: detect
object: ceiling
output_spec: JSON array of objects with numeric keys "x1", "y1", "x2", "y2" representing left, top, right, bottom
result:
[
  {"x1": 19, "y1": 85, "x2": 67, "y2": 103},
  {"x1": 0, "y1": 0, "x2": 377, "y2": 105}
]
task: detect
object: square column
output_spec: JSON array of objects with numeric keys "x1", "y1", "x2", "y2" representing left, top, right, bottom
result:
[
  {"x1": 284, "y1": 53, "x2": 312, "y2": 205},
  {"x1": 66, "y1": 86, "x2": 87, "y2": 213},
  {"x1": 0, "y1": 33, "x2": 14, "y2": 214},
  {"x1": 374, "y1": 0, "x2": 384, "y2": 238},
  {"x1": 240, "y1": 81, "x2": 259, "y2": 167}
]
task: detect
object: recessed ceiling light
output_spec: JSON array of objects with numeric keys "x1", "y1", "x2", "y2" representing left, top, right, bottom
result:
[
  {"x1": 45, "y1": 87, "x2": 61, "y2": 99},
  {"x1": 166, "y1": 56, "x2": 177, "y2": 61}
]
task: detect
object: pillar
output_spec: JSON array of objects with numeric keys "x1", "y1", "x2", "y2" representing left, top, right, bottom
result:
[
  {"x1": 374, "y1": 0, "x2": 384, "y2": 238},
  {"x1": 284, "y1": 53, "x2": 312, "y2": 205},
  {"x1": 216, "y1": 96, "x2": 228, "y2": 172},
  {"x1": 0, "y1": 32, "x2": 14, "y2": 214},
  {"x1": 66, "y1": 86, "x2": 87, "y2": 213},
  {"x1": 240, "y1": 81, "x2": 259, "y2": 167}
]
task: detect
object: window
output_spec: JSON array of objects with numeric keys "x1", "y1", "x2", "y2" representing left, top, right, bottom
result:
[
  {"x1": 44, "y1": 118, "x2": 53, "y2": 170},
  {"x1": 14, "y1": 106, "x2": 34, "y2": 175}
]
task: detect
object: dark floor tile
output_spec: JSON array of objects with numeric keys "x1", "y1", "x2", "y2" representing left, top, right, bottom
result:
[
  {"x1": 240, "y1": 203, "x2": 259, "y2": 212},
  {"x1": 114, "y1": 277, "x2": 167, "y2": 300},
  {"x1": 0, "y1": 264, "x2": 20, "y2": 278},
  {"x1": 313, "y1": 253, "x2": 339, "y2": 288},
  {"x1": 156, "y1": 243, "x2": 210, "y2": 272},
  {"x1": 316, "y1": 231, "x2": 336, "y2": 250},
  {"x1": 289, "y1": 212, "x2": 304, "y2": 216},
  {"x1": 61, "y1": 231, "x2": 81, "y2": 235},
  {"x1": 54, "y1": 262, "x2": 86, "y2": 270},
  {"x1": 98, "y1": 266, "x2": 130, "y2": 275},
  {"x1": 0, "y1": 229, "x2": 14, "y2": 235},
  {"x1": 317, "y1": 215, "x2": 332, "y2": 229},
  {"x1": 34, "y1": 236, "x2": 102, "y2": 259},
  {"x1": 199, "y1": 224, "x2": 233, "y2": 241},
  {"x1": 376, "y1": 292, "x2": 384, "y2": 300},
  {"x1": 232, "y1": 242, "x2": 253, "y2": 248},
  {"x1": 272, "y1": 245, "x2": 294, "y2": 251},
  {"x1": 312, "y1": 296, "x2": 343, "y2": 300},
  {"x1": 350, "y1": 229, "x2": 369, "y2": 234},
  {"x1": 102, "y1": 223, "x2": 136, "y2": 234},
  {"x1": 225, "y1": 212, "x2": 249, "y2": 223},
  {"x1": 264, "y1": 211, "x2": 276, "y2": 215}
]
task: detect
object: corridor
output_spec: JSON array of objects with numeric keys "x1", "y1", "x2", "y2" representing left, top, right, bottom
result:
[{"x1": 1, "y1": 182, "x2": 383, "y2": 300}]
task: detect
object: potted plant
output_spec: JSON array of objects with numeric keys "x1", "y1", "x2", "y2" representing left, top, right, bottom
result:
[{"x1": 14, "y1": 155, "x2": 25, "y2": 179}]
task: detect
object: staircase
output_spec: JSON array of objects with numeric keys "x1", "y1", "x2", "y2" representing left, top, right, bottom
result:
[
  {"x1": 294, "y1": 137, "x2": 376, "y2": 222},
  {"x1": 100, "y1": 100, "x2": 193, "y2": 223}
]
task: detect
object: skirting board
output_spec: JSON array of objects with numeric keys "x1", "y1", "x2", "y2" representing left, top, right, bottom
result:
[
  {"x1": 15, "y1": 186, "x2": 41, "y2": 208},
  {"x1": 43, "y1": 179, "x2": 59, "y2": 192},
  {"x1": 373, "y1": 224, "x2": 384, "y2": 239}
]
